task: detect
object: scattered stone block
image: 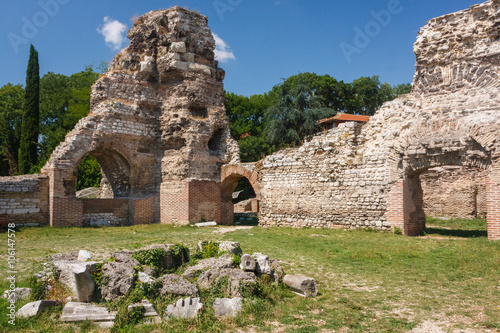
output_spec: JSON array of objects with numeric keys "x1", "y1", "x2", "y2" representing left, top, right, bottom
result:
[
  {"x1": 283, "y1": 274, "x2": 318, "y2": 297},
  {"x1": 240, "y1": 254, "x2": 256, "y2": 271},
  {"x1": 165, "y1": 297, "x2": 203, "y2": 319},
  {"x1": 182, "y1": 255, "x2": 234, "y2": 280},
  {"x1": 60, "y1": 302, "x2": 116, "y2": 327},
  {"x1": 218, "y1": 241, "x2": 242, "y2": 255},
  {"x1": 213, "y1": 297, "x2": 242, "y2": 318},
  {"x1": 194, "y1": 221, "x2": 217, "y2": 227},
  {"x1": 270, "y1": 259, "x2": 285, "y2": 283},
  {"x1": 77, "y1": 250, "x2": 92, "y2": 261},
  {"x1": 52, "y1": 253, "x2": 98, "y2": 297},
  {"x1": 73, "y1": 264, "x2": 95, "y2": 302},
  {"x1": 253, "y1": 253, "x2": 271, "y2": 274},
  {"x1": 160, "y1": 274, "x2": 199, "y2": 297},
  {"x1": 197, "y1": 268, "x2": 256, "y2": 297},
  {"x1": 16, "y1": 300, "x2": 57, "y2": 318},
  {"x1": 138, "y1": 271, "x2": 156, "y2": 284},
  {"x1": 101, "y1": 254, "x2": 139, "y2": 301},
  {"x1": 2, "y1": 287, "x2": 31, "y2": 302},
  {"x1": 128, "y1": 299, "x2": 160, "y2": 323}
]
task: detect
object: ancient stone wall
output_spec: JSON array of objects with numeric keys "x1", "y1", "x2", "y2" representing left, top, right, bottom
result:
[
  {"x1": 0, "y1": 175, "x2": 49, "y2": 226},
  {"x1": 255, "y1": 0, "x2": 500, "y2": 239},
  {"x1": 38, "y1": 6, "x2": 238, "y2": 227},
  {"x1": 420, "y1": 167, "x2": 487, "y2": 219}
]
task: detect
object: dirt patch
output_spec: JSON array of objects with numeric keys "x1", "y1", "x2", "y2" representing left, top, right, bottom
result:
[{"x1": 212, "y1": 226, "x2": 254, "y2": 234}]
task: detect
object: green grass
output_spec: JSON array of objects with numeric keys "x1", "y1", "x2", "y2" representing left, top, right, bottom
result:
[
  {"x1": 1, "y1": 222, "x2": 499, "y2": 332},
  {"x1": 425, "y1": 216, "x2": 488, "y2": 238}
]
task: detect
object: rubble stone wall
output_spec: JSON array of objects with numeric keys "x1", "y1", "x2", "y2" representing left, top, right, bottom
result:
[
  {"x1": 255, "y1": 0, "x2": 500, "y2": 240},
  {"x1": 420, "y1": 167, "x2": 487, "y2": 219},
  {"x1": 39, "y1": 6, "x2": 238, "y2": 227},
  {"x1": 0, "y1": 175, "x2": 49, "y2": 226}
]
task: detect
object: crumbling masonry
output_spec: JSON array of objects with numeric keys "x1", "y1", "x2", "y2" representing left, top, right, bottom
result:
[
  {"x1": 1, "y1": 2, "x2": 499, "y2": 239},
  {"x1": 249, "y1": 0, "x2": 500, "y2": 240}
]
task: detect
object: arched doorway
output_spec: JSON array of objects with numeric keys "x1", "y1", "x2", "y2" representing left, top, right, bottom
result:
[
  {"x1": 75, "y1": 149, "x2": 132, "y2": 227},
  {"x1": 220, "y1": 164, "x2": 260, "y2": 225},
  {"x1": 386, "y1": 130, "x2": 499, "y2": 239}
]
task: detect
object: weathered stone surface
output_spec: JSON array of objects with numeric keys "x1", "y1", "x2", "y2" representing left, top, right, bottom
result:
[
  {"x1": 218, "y1": 241, "x2": 242, "y2": 255},
  {"x1": 101, "y1": 254, "x2": 139, "y2": 301},
  {"x1": 138, "y1": 271, "x2": 156, "y2": 284},
  {"x1": 2, "y1": 288, "x2": 31, "y2": 303},
  {"x1": 51, "y1": 253, "x2": 98, "y2": 297},
  {"x1": 60, "y1": 302, "x2": 116, "y2": 325},
  {"x1": 195, "y1": 221, "x2": 217, "y2": 227},
  {"x1": 73, "y1": 264, "x2": 95, "y2": 302},
  {"x1": 197, "y1": 268, "x2": 256, "y2": 297},
  {"x1": 128, "y1": 299, "x2": 160, "y2": 322},
  {"x1": 16, "y1": 300, "x2": 57, "y2": 318},
  {"x1": 421, "y1": 166, "x2": 487, "y2": 219},
  {"x1": 283, "y1": 274, "x2": 317, "y2": 297},
  {"x1": 182, "y1": 255, "x2": 234, "y2": 280},
  {"x1": 270, "y1": 259, "x2": 285, "y2": 283},
  {"x1": 253, "y1": 253, "x2": 271, "y2": 275},
  {"x1": 213, "y1": 297, "x2": 242, "y2": 318},
  {"x1": 239, "y1": 254, "x2": 256, "y2": 272},
  {"x1": 77, "y1": 250, "x2": 92, "y2": 262},
  {"x1": 165, "y1": 297, "x2": 203, "y2": 319},
  {"x1": 160, "y1": 274, "x2": 199, "y2": 297}
]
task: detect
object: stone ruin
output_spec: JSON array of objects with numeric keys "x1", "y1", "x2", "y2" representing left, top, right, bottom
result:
[
  {"x1": 1, "y1": 2, "x2": 500, "y2": 239},
  {"x1": 10, "y1": 242, "x2": 316, "y2": 326},
  {"x1": 1, "y1": 7, "x2": 239, "y2": 227},
  {"x1": 251, "y1": 0, "x2": 500, "y2": 240}
]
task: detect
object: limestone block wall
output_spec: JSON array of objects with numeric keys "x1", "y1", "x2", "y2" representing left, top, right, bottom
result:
[
  {"x1": 256, "y1": 1, "x2": 500, "y2": 240},
  {"x1": 0, "y1": 175, "x2": 49, "y2": 226},
  {"x1": 420, "y1": 167, "x2": 487, "y2": 219},
  {"x1": 259, "y1": 122, "x2": 391, "y2": 230}
]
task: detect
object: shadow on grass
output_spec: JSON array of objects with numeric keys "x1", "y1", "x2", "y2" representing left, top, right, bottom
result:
[{"x1": 425, "y1": 227, "x2": 487, "y2": 238}]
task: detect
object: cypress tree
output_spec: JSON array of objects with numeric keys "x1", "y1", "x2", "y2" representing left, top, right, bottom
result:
[{"x1": 19, "y1": 44, "x2": 40, "y2": 174}]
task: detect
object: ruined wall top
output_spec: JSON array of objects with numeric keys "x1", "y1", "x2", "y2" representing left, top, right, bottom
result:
[
  {"x1": 413, "y1": 0, "x2": 500, "y2": 93},
  {"x1": 107, "y1": 6, "x2": 224, "y2": 84}
]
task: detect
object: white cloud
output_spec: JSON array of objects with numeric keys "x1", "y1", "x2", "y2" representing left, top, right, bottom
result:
[
  {"x1": 212, "y1": 33, "x2": 236, "y2": 63},
  {"x1": 97, "y1": 17, "x2": 128, "y2": 51}
]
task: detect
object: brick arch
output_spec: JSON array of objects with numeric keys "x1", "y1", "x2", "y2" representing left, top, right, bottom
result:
[
  {"x1": 79, "y1": 148, "x2": 132, "y2": 198},
  {"x1": 386, "y1": 129, "x2": 500, "y2": 239},
  {"x1": 220, "y1": 164, "x2": 260, "y2": 225},
  {"x1": 42, "y1": 140, "x2": 140, "y2": 227}
]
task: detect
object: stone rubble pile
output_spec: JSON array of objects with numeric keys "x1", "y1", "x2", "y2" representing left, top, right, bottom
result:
[{"x1": 10, "y1": 241, "x2": 317, "y2": 328}]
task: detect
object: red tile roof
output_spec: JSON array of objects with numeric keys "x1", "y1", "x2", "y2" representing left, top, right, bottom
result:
[{"x1": 318, "y1": 113, "x2": 370, "y2": 124}]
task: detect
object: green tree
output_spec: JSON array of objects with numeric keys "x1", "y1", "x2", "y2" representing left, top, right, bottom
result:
[
  {"x1": 19, "y1": 45, "x2": 40, "y2": 174},
  {"x1": 393, "y1": 83, "x2": 412, "y2": 96},
  {"x1": 0, "y1": 84, "x2": 24, "y2": 175},
  {"x1": 225, "y1": 91, "x2": 274, "y2": 162},
  {"x1": 77, "y1": 156, "x2": 102, "y2": 191},
  {"x1": 264, "y1": 77, "x2": 332, "y2": 148},
  {"x1": 35, "y1": 66, "x2": 100, "y2": 170}
]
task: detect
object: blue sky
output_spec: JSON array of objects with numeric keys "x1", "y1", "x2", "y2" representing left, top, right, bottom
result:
[{"x1": 0, "y1": 0, "x2": 482, "y2": 97}]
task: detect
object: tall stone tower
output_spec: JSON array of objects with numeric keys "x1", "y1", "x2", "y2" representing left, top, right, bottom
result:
[{"x1": 42, "y1": 7, "x2": 239, "y2": 226}]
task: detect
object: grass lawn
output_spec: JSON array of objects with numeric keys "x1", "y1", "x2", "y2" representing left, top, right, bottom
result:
[{"x1": 0, "y1": 218, "x2": 499, "y2": 332}]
